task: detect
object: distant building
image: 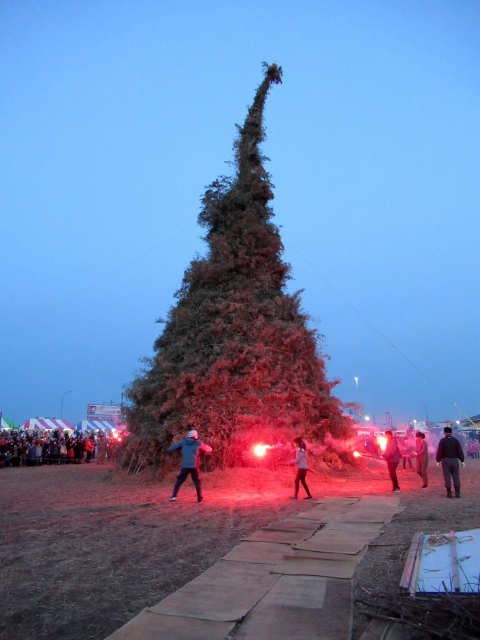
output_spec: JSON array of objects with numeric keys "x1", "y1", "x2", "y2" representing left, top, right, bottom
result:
[
  {"x1": 460, "y1": 415, "x2": 480, "y2": 432},
  {"x1": 412, "y1": 420, "x2": 429, "y2": 432},
  {"x1": 398, "y1": 420, "x2": 435, "y2": 432},
  {"x1": 436, "y1": 421, "x2": 453, "y2": 431}
]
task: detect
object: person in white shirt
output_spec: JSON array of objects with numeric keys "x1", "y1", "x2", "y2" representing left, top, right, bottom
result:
[{"x1": 290, "y1": 437, "x2": 312, "y2": 500}]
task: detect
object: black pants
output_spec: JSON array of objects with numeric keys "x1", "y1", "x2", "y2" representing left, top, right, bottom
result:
[
  {"x1": 294, "y1": 469, "x2": 311, "y2": 497},
  {"x1": 387, "y1": 462, "x2": 400, "y2": 490},
  {"x1": 442, "y1": 458, "x2": 461, "y2": 490},
  {"x1": 173, "y1": 467, "x2": 203, "y2": 500}
]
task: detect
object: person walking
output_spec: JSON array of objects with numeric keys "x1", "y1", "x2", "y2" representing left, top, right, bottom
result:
[
  {"x1": 436, "y1": 426, "x2": 465, "y2": 498},
  {"x1": 382, "y1": 430, "x2": 401, "y2": 492},
  {"x1": 414, "y1": 432, "x2": 429, "y2": 488},
  {"x1": 167, "y1": 430, "x2": 212, "y2": 503},
  {"x1": 290, "y1": 437, "x2": 312, "y2": 500}
]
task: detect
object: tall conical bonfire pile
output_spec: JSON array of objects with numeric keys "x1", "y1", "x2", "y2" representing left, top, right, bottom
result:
[{"x1": 125, "y1": 64, "x2": 351, "y2": 469}]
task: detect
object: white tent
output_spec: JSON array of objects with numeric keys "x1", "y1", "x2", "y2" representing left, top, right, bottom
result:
[
  {"x1": 77, "y1": 420, "x2": 117, "y2": 434},
  {"x1": 22, "y1": 418, "x2": 75, "y2": 432}
]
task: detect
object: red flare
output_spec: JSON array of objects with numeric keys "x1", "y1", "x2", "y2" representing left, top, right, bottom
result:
[
  {"x1": 253, "y1": 444, "x2": 271, "y2": 457},
  {"x1": 377, "y1": 436, "x2": 387, "y2": 452}
]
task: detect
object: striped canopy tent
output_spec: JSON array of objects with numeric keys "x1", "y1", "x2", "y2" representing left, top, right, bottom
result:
[
  {"x1": 1, "y1": 418, "x2": 18, "y2": 430},
  {"x1": 77, "y1": 420, "x2": 117, "y2": 434},
  {"x1": 22, "y1": 418, "x2": 75, "y2": 432}
]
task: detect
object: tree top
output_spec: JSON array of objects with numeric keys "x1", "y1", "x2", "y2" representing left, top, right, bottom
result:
[{"x1": 235, "y1": 62, "x2": 282, "y2": 197}]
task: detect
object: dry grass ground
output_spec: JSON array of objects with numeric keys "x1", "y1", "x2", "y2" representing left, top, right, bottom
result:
[{"x1": 1, "y1": 458, "x2": 479, "y2": 640}]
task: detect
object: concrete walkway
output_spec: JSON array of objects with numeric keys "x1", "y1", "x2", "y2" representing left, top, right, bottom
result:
[{"x1": 105, "y1": 495, "x2": 402, "y2": 640}]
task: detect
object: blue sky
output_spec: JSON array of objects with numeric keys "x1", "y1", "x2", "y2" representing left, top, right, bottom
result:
[{"x1": 1, "y1": 0, "x2": 479, "y2": 427}]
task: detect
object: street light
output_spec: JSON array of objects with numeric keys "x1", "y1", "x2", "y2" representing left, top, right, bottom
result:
[{"x1": 61, "y1": 391, "x2": 73, "y2": 419}]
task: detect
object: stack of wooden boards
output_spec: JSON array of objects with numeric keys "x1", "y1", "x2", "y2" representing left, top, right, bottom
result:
[
  {"x1": 105, "y1": 495, "x2": 403, "y2": 640},
  {"x1": 400, "y1": 527, "x2": 480, "y2": 595}
]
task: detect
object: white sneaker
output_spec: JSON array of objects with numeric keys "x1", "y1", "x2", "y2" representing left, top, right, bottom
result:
[{"x1": 169, "y1": 496, "x2": 176, "y2": 501}]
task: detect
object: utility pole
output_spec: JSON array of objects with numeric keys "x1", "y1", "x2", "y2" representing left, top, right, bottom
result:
[{"x1": 354, "y1": 377, "x2": 360, "y2": 420}]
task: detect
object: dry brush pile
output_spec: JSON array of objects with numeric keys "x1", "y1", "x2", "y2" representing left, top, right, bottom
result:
[{"x1": 123, "y1": 63, "x2": 354, "y2": 471}]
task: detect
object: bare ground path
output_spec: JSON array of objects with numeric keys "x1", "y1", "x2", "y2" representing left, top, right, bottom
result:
[{"x1": 1, "y1": 459, "x2": 479, "y2": 640}]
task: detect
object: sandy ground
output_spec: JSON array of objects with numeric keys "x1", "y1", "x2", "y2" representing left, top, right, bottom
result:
[{"x1": 1, "y1": 458, "x2": 479, "y2": 640}]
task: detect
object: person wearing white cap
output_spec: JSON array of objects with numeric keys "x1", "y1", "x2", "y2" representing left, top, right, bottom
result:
[{"x1": 167, "y1": 430, "x2": 213, "y2": 502}]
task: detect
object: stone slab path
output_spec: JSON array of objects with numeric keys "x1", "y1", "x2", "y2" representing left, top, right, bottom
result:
[{"x1": 105, "y1": 495, "x2": 402, "y2": 640}]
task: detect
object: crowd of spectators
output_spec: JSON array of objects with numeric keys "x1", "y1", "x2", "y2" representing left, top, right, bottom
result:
[
  {"x1": 0, "y1": 429, "x2": 120, "y2": 468},
  {"x1": 359, "y1": 427, "x2": 480, "y2": 466},
  {"x1": 466, "y1": 437, "x2": 480, "y2": 458}
]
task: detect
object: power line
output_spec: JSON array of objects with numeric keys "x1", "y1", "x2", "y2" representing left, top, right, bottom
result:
[{"x1": 285, "y1": 232, "x2": 470, "y2": 422}]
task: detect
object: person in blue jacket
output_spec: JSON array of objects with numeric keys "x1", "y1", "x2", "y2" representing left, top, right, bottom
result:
[{"x1": 167, "y1": 430, "x2": 212, "y2": 503}]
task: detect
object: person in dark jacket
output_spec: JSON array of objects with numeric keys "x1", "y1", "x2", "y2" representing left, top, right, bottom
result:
[
  {"x1": 167, "y1": 430, "x2": 212, "y2": 503},
  {"x1": 382, "y1": 431, "x2": 401, "y2": 492},
  {"x1": 42, "y1": 440, "x2": 50, "y2": 464},
  {"x1": 436, "y1": 426, "x2": 465, "y2": 498},
  {"x1": 74, "y1": 438, "x2": 84, "y2": 464},
  {"x1": 50, "y1": 439, "x2": 60, "y2": 464},
  {"x1": 28, "y1": 442, "x2": 37, "y2": 467}
]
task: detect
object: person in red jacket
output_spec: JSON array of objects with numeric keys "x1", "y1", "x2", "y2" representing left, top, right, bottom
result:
[
  {"x1": 66, "y1": 444, "x2": 75, "y2": 464},
  {"x1": 84, "y1": 437, "x2": 94, "y2": 463}
]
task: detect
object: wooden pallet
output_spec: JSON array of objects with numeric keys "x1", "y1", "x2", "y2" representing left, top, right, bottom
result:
[{"x1": 399, "y1": 532, "x2": 424, "y2": 596}]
